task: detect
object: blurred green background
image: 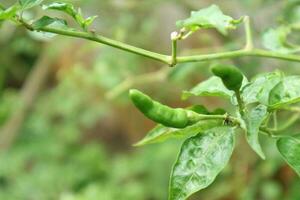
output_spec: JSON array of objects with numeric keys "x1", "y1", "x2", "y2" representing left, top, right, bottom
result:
[{"x1": 1, "y1": 0, "x2": 300, "y2": 199}]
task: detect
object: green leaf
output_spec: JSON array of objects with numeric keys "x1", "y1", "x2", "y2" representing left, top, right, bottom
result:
[
  {"x1": 134, "y1": 120, "x2": 222, "y2": 146},
  {"x1": 0, "y1": 4, "x2": 21, "y2": 20},
  {"x1": 176, "y1": 4, "x2": 242, "y2": 35},
  {"x1": 269, "y1": 76, "x2": 300, "y2": 109},
  {"x1": 169, "y1": 126, "x2": 235, "y2": 200},
  {"x1": 262, "y1": 26, "x2": 300, "y2": 54},
  {"x1": 43, "y1": 2, "x2": 77, "y2": 17},
  {"x1": 241, "y1": 71, "x2": 283, "y2": 105},
  {"x1": 277, "y1": 136, "x2": 300, "y2": 176},
  {"x1": 182, "y1": 77, "x2": 234, "y2": 100},
  {"x1": 83, "y1": 15, "x2": 97, "y2": 27},
  {"x1": 243, "y1": 105, "x2": 268, "y2": 159},
  {"x1": 43, "y1": 2, "x2": 97, "y2": 29},
  {"x1": 19, "y1": 0, "x2": 43, "y2": 10},
  {"x1": 32, "y1": 16, "x2": 67, "y2": 29}
]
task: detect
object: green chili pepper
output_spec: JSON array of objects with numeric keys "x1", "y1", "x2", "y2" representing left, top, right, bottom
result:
[
  {"x1": 129, "y1": 89, "x2": 188, "y2": 128},
  {"x1": 211, "y1": 64, "x2": 243, "y2": 91}
]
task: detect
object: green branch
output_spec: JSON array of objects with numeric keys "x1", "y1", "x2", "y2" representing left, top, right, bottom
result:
[
  {"x1": 16, "y1": 18, "x2": 300, "y2": 65},
  {"x1": 105, "y1": 67, "x2": 169, "y2": 100},
  {"x1": 235, "y1": 90, "x2": 245, "y2": 116},
  {"x1": 170, "y1": 32, "x2": 178, "y2": 66},
  {"x1": 243, "y1": 16, "x2": 253, "y2": 50},
  {"x1": 41, "y1": 26, "x2": 170, "y2": 64},
  {"x1": 177, "y1": 49, "x2": 300, "y2": 63}
]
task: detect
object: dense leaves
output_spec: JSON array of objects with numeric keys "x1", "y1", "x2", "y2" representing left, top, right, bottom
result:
[
  {"x1": 176, "y1": 4, "x2": 242, "y2": 35},
  {"x1": 277, "y1": 136, "x2": 300, "y2": 176},
  {"x1": 169, "y1": 126, "x2": 235, "y2": 200}
]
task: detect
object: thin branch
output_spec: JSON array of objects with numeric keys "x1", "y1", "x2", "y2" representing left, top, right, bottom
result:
[
  {"x1": 177, "y1": 49, "x2": 300, "y2": 63},
  {"x1": 281, "y1": 106, "x2": 300, "y2": 113},
  {"x1": 277, "y1": 113, "x2": 299, "y2": 132},
  {"x1": 243, "y1": 16, "x2": 253, "y2": 50},
  {"x1": 105, "y1": 67, "x2": 170, "y2": 100},
  {"x1": 170, "y1": 32, "x2": 178, "y2": 66},
  {"x1": 15, "y1": 19, "x2": 300, "y2": 65},
  {"x1": 273, "y1": 111, "x2": 278, "y2": 129},
  {"x1": 235, "y1": 90, "x2": 245, "y2": 116}
]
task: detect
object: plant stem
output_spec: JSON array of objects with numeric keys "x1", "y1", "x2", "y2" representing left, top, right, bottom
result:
[
  {"x1": 177, "y1": 49, "x2": 300, "y2": 63},
  {"x1": 41, "y1": 26, "x2": 170, "y2": 64},
  {"x1": 273, "y1": 111, "x2": 278, "y2": 129},
  {"x1": 243, "y1": 16, "x2": 253, "y2": 50},
  {"x1": 235, "y1": 90, "x2": 245, "y2": 116},
  {"x1": 171, "y1": 38, "x2": 177, "y2": 66},
  {"x1": 259, "y1": 128, "x2": 283, "y2": 139},
  {"x1": 16, "y1": 19, "x2": 300, "y2": 65},
  {"x1": 105, "y1": 67, "x2": 169, "y2": 100},
  {"x1": 277, "y1": 113, "x2": 299, "y2": 131},
  {"x1": 281, "y1": 106, "x2": 300, "y2": 112},
  {"x1": 187, "y1": 111, "x2": 239, "y2": 125}
]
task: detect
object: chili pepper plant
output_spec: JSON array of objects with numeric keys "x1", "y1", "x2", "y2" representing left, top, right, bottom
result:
[{"x1": 1, "y1": 1, "x2": 300, "y2": 200}]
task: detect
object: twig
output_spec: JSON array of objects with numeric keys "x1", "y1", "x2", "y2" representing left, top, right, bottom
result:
[
  {"x1": 243, "y1": 16, "x2": 253, "y2": 50},
  {"x1": 105, "y1": 67, "x2": 170, "y2": 100}
]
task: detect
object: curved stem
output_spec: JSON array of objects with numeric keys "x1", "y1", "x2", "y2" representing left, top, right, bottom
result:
[{"x1": 277, "y1": 113, "x2": 299, "y2": 132}]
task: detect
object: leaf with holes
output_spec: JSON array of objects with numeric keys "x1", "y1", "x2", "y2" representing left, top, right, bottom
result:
[{"x1": 169, "y1": 126, "x2": 235, "y2": 200}]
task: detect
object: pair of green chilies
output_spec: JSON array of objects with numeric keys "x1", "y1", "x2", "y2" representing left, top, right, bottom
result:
[{"x1": 130, "y1": 65, "x2": 243, "y2": 128}]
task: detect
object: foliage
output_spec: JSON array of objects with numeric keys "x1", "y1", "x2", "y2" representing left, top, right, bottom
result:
[{"x1": 0, "y1": 1, "x2": 300, "y2": 200}]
